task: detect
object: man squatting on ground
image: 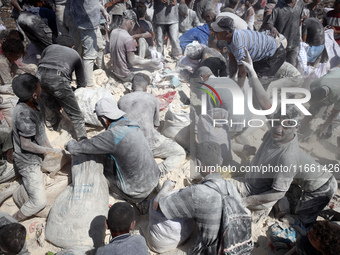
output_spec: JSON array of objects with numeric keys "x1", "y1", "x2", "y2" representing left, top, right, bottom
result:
[
  {"x1": 231, "y1": 49, "x2": 337, "y2": 228},
  {"x1": 65, "y1": 97, "x2": 160, "y2": 214},
  {"x1": 11, "y1": 74, "x2": 62, "y2": 222}
]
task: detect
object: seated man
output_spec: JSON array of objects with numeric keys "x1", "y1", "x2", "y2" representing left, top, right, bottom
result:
[
  {"x1": 302, "y1": 17, "x2": 325, "y2": 65},
  {"x1": 178, "y1": 3, "x2": 200, "y2": 34},
  {"x1": 0, "y1": 212, "x2": 28, "y2": 254},
  {"x1": 233, "y1": 49, "x2": 337, "y2": 228},
  {"x1": 155, "y1": 141, "x2": 253, "y2": 254},
  {"x1": 109, "y1": 10, "x2": 160, "y2": 82},
  {"x1": 65, "y1": 98, "x2": 160, "y2": 214},
  {"x1": 96, "y1": 202, "x2": 149, "y2": 255},
  {"x1": 118, "y1": 73, "x2": 186, "y2": 176}
]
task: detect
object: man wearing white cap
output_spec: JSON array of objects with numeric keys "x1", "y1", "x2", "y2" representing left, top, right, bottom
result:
[{"x1": 65, "y1": 97, "x2": 160, "y2": 214}]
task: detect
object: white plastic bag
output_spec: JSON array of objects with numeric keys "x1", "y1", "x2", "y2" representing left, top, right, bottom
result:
[{"x1": 74, "y1": 86, "x2": 115, "y2": 126}]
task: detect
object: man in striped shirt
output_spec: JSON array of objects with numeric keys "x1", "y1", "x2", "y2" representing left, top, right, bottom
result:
[{"x1": 211, "y1": 16, "x2": 285, "y2": 88}]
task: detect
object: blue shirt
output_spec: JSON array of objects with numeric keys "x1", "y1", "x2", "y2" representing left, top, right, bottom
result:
[
  {"x1": 179, "y1": 24, "x2": 210, "y2": 51},
  {"x1": 226, "y1": 29, "x2": 277, "y2": 65}
]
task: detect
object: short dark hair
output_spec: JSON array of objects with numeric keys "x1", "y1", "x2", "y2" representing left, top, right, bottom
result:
[
  {"x1": 136, "y1": 3, "x2": 147, "y2": 19},
  {"x1": 0, "y1": 223, "x2": 26, "y2": 254},
  {"x1": 2, "y1": 38, "x2": 25, "y2": 55},
  {"x1": 132, "y1": 73, "x2": 150, "y2": 91},
  {"x1": 107, "y1": 202, "x2": 134, "y2": 233},
  {"x1": 229, "y1": 0, "x2": 239, "y2": 7},
  {"x1": 56, "y1": 34, "x2": 75, "y2": 48},
  {"x1": 310, "y1": 221, "x2": 340, "y2": 255},
  {"x1": 196, "y1": 141, "x2": 222, "y2": 166},
  {"x1": 216, "y1": 40, "x2": 229, "y2": 50},
  {"x1": 12, "y1": 73, "x2": 39, "y2": 102},
  {"x1": 8, "y1": 30, "x2": 25, "y2": 41}
]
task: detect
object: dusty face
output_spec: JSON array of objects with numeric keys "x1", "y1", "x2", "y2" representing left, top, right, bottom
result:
[
  {"x1": 270, "y1": 118, "x2": 296, "y2": 145},
  {"x1": 216, "y1": 31, "x2": 233, "y2": 42}
]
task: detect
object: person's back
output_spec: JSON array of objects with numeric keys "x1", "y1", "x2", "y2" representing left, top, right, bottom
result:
[
  {"x1": 110, "y1": 28, "x2": 136, "y2": 79},
  {"x1": 39, "y1": 44, "x2": 85, "y2": 85},
  {"x1": 179, "y1": 23, "x2": 210, "y2": 51},
  {"x1": 96, "y1": 234, "x2": 148, "y2": 255},
  {"x1": 197, "y1": 47, "x2": 228, "y2": 77},
  {"x1": 302, "y1": 18, "x2": 325, "y2": 46},
  {"x1": 118, "y1": 91, "x2": 161, "y2": 149}
]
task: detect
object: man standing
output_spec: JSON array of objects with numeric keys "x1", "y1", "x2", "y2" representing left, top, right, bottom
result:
[
  {"x1": 70, "y1": 0, "x2": 100, "y2": 87},
  {"x1": 37, "y1": 35, "x2": 87, "y2": 141},
  {"x1": 267, "y1": 0, "x2": 304, "y2": 67},
  {"x1": 65, "y1": 98, "x2": 160, "y2": 214},
  {"x1": 153, "y1": 0, "x2": 182, "y2": 58}
]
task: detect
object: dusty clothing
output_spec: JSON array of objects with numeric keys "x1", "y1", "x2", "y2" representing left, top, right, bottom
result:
[
  {"x1": 193, "y1": 0, "x2": 212, "y2": 23},
  {"x1": 118, "y1": 92, "x2": 161, "y2": 149},
  {"x1": 109, "y1": 28, "x2": 136, "y2": 80},
  {"x1": 310, "y1": 69, "x2": 340, "y2": 110},
  {"x1": 267, "y1": 0, "x2": 304, "y2": 49},
  {"x1": 0, "y1": 212, "x2": 29, "y2": 255},
  {"x1": 217, "y1": 12, "x2": 249, "y2": 30},
  {"x1": 118, "y1": 92, "x2": 185, "y2": 175},
  {"x1": 179, "y1": 24, "x2": 210, "y2": 51},
  {"x1": 37, "y1": 44, "x2": 87, "y2": 140},
  {"x1": 0, "y1": 54, "x2": 17, "y2": 86},
  {"x1": 160, "y1": 173, "x2": 243, "y2": 255},
  {"x1": 179, "y1": 9, "x2": 200, "y2": 33},
  {"x1": 17, "y1": 11, "x2": 54, "y2": 52},
  {"x1": 12, "y1": 102, "x2": 46, "y2": 170},
  {"x1": 197, "y1": 48, "x2": 228, "y2": 77},
  {"x1": 133, "y1": 19, "x2": 154, "y2": 47},
  {"x1": 153, "y1": 0, "x2": 179, "y2": 25},
  {"x1": 18, "y1": 164, "x2": 46, "y2": 217},
  {"x1": 244, "y1": 6, "x2": 255, "y2": 30},
  {"x1": 96, "y1": 234, "x2": 149, "y2": 255},
  {"x1": 66, "y1": 117, "x2": 160, "y2": 203},
  {"x1": 0, "y1": 125, "x2": 14, "y2": 184},
  {"x1": 70, "y1": 0, "x2": 100, "y2": 30},
  {"x1": 302, "y1": 18, "x2": 325, "y2": 46},
  {"x1": 38, "y1": 45, "x2": 86, "y2": 87}
]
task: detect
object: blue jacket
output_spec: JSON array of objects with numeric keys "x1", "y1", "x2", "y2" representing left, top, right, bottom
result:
[{"x1": 179, "y1": 24, "x2": 210, "y2": 51}]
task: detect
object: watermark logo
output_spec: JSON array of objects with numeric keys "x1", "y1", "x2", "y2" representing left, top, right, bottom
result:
[{"x1": 197, "y1": 82, "x2": 223, "y2": 107}]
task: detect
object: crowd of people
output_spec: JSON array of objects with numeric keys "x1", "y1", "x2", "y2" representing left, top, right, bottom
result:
[{"x1": 0, "y1": 0, "x2": 340, "y2": 254}]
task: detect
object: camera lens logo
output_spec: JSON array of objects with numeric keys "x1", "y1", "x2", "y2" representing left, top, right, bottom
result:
[{"x1": 198, "y1": 82, "x2": 223, "y2": 107}]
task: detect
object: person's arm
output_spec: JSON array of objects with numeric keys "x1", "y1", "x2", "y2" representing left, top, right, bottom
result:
[
  {"x1": 317, "y1": 108, "x2": 340, "y2": 138},
  {"x1": 127, "y1": 51, "x2": 160, "y2": 69},
  {"x1": 242, "y1": 189, "x2": 286, "y2": 209},
  {"x1": 152, "y1": 179, "x2": 175, "y2": 210},
  {"x1": 100, "y1": 2, "x2": 111, "y2": 25},
  {"x1": 10, "y1": 0, "x2": 23, "y2": 12},
  {"x1": 244, "y1": 8, "x2": 254, "y2": 24},
  {"x1": 132, "y1": 32, "x2": 152, "y2": 40},
  {"x1": 241, "y1": 48, "x2": 272, "y2": 110},
  {"x1": 193, "y1": 11, "x2": 200, "y2": 27},
  {"x1": 267, "y1": 8, "x2": 280, "y2": 38},
  {"x1": 237, "y1": 64, "x2": 247, "y2": 88},
  {"x1": 302, "y1": 34, "x2": 307, "y2": 42},
  {"x1": 20, "y1": 136, "x2": 57, "y2": 155}
]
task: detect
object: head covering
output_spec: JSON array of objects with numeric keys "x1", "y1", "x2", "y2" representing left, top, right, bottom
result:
[
  {"x1": 211, "y1": 16, "x2": 235, "y2": 33},
  {"x1": 94, "y1": 98, "x2": 126, "y2": 120},
  {"x1": 123, "y1": 10, "x2": 139, "y2": 26}
]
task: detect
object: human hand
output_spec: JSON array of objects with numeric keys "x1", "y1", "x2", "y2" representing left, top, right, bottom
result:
[
  {"x1": 104, "y1": 12, "x2": 111, "y2": 25},
  {"x1": 269, "y1": 27, "x2": 279, "y2": 38},
  {"x1": 240, "y1": 48, "x2": 255, "y2": 74},
  {"x1": 64, "y1": 139, "x2": 77, "y2": 152}
]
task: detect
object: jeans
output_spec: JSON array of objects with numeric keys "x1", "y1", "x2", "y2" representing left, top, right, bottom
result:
[
  {"x1": 154, "y1": 23, "x2": 182, "y2": 57},
  {"x1": 38, "y1": 68, "x2": 87, "y2": 141},
  {"x1": 18, "y1": 164, "x2": 46, "y2": 217}
]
